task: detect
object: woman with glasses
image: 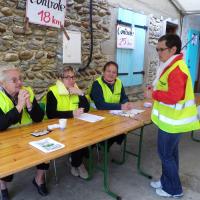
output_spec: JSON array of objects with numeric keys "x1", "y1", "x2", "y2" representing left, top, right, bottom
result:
[
  {"x1": 0, "y1": 64, "x2": 49, "y2": 200},
  {"x1": 150, "y1": 34, "x2": 200, "y2": 198},
  {"x1": 46, "y1": 66, "x2": 89, "y2": 179}
]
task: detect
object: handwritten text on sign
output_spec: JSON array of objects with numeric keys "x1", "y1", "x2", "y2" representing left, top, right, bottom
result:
[
  {"x1": 117, "y1": 24, "x2": 135, "y2": 49},
  {"x1": 26, "y1": 0, "x2": 67, "y2": 28}
]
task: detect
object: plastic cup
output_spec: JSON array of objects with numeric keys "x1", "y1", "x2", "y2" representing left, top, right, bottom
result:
[
  {"x1": 59, "y1": 119, "x2": 67, "y2": 130},
  {"x1": 144, "y1": 102, "x2": 152, "y2": 108}
]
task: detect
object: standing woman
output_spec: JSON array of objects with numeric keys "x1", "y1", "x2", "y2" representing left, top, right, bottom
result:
[
  {"x1": 150, "y1": 34, "x2": 200, "y2": 198},
  {"x1": 0, "y1": 65, "x2": 49, "y2": 200},
  {"x1": 90, "y1": 61, "x2": 134, "y2": 149},
  {"x1": 46, "y1": 66, "x2": 89, "y2": 179}
]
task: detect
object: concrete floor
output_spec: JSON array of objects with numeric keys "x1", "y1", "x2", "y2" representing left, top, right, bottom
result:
[{"x1": 5, "y1": 124, "x2": 200, "y2": 200}]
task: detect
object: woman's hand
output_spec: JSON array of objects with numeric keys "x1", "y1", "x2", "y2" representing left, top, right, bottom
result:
[
  {"x1": 68, "y1": 87, "x2": 84, "y2": 96},
  {"x1": 16, "y1": 89, "x2": 28, "y2": 113},
  {"x1": 121, "y1": 102, "x2": 130, "y2": 110},
  {"x1": 73, "y1": 108, "x2": 84, "y2": 117},
  {"x1": 126, "y1": 102, "x2": 135, "y2": 110},
  {"x1": 24, "y1": 91, "x2": 32, "y2": 111}
]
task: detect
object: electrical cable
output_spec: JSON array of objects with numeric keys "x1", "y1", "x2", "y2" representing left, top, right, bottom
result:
[{"x1": 79, "y1": 0, "x2": 93, "y2": 72}]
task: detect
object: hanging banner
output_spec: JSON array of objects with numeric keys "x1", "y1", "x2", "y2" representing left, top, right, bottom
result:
[
  {"x1": 117, "y1": 23, "x2": 135, "y2": 49},
  {"x1": 26, "y1": 0, "x2": 67, "y2": 28}
]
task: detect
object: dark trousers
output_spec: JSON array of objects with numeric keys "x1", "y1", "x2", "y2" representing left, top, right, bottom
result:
[
  {"x1": 71, "y1": 147, "x2": 88, "y2": 167},
  {"x1": 1, "y1": 163, "x2": 49, "y2": 182},
  {"x1": 107, "y1": 134, "x2": 125, "y2": 150},
  {"x1": 158, "y1": 129, "x2": 183, "y2": 195}
]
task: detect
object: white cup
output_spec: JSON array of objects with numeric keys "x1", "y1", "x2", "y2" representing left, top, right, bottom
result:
[
  {"x1": 144, "y1": 102, "x2": 152, "y2": 108},
  {"x1": 59, "y1": 119, "x2": 67, "y2": 130}
]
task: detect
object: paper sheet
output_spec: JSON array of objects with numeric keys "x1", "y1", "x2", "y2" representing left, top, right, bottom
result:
[{"x1": 75, "y1": 113, "x2": 104, "y2": 123}]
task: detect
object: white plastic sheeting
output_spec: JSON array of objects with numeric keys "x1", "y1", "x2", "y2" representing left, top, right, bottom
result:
[{"x1": 171, "y1": 0, "x2": 200, "y2": 14}]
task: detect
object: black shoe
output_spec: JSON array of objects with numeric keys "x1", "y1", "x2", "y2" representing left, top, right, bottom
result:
[
  {"x1": 32, "y1": 178, "x2": 48, "y2": 196},
  {"x1": 1, "y1": 189, "x2": 9, "y2": 200}
]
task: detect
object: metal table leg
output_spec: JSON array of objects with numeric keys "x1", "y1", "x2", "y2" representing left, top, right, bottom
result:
[
  {"x1": 191, "y1": 131, "x2": 200, "y2": 142},
  {"x1": 126, "y1": 126, "x2": 152, "y2": 179},
  {"x1": 112, "y1": 135, "x2": 127, "y2": 165},
  {"x1": 103, "y1": 140, "x2": 122, "y2": 200},
  {"x1": 87, "y1": 146, "x2": 94, "y2": 180}
]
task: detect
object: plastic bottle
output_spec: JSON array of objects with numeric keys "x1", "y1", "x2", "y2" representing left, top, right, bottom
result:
[{"x1": 145, "y1": 84, "x2": 152, "y2": 99}]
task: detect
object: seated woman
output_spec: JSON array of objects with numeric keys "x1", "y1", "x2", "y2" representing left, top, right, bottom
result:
[
  {"x1": 0, "y1": 65, "x2": 49, "y2": 200},
  {"x1": 90, "y1": 61, "x2": 134, "y2": 150},
  {"x1": 46, "y1": 66, "x2": 89, "y2": 179}
]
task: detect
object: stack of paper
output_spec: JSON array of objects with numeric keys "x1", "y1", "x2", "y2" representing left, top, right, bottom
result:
[{"x1": 110, "y1": 109, "x2": 145, "y2": 118}]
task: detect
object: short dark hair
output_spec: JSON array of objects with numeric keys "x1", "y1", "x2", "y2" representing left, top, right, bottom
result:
[
  {"x1": 158, "y1": 34, "x2": 182, "y2": 54},
  {"x1": 103, "y1": 61, "x2": 118, "y2": 73}
]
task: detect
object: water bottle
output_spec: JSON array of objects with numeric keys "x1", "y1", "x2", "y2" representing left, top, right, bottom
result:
[{"x1": 145, "y1": 84, "x2": 152, "y2": 99}]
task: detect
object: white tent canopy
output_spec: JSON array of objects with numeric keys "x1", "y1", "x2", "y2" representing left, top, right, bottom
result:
[{"x1": 171, "y1": 0, "x2": 200, "y2": 14}]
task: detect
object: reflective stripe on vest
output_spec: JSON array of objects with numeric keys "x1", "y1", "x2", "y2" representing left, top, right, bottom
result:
[
  {"x1": 97, "y1": 77, "x2": 122, "y2": 103},
  {"x1": 159, "y1": 99, "x2": 195, "y2": 110},
  {"x1": 49, "y1": 85, "x2": 79, "y2": 111},
  {"x1": 151, "y1": 59, "x2": 200, "y2": 133},
  {"x1": 152, "y1": 109, "x2": 199, "y2": 125}
]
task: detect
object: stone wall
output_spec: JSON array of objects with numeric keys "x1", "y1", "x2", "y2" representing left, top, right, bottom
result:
[
  {"x1": 0, "y1": 0, "x2": 59, "y2": 99},
  {"x1": 59, "y1": 0, "x2": 111, "y2": 92},
  {"x1": 0, "y1": 0, "x2": 181, "y2": 101},
  {"x1": 145, "y1": 15, "x2": 164, "y2": 85},
  {"x1": 0, "y1": 0, "x2": 111, "y2": 99}
]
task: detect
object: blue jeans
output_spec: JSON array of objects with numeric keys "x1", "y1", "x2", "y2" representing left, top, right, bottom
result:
[{"x1": 157, "y1": 129, "x2": 183, "y2": 195}]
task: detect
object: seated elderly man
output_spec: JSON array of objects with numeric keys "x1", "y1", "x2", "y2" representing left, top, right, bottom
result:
[{"x1": 0, "y1": 64, "x2": 49, "y2": 200}]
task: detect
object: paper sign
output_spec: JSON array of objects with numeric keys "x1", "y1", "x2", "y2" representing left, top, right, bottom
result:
[
  {"x1": 117, "y1": 24, "x2": 135, "y2": 49},
  {"x1": 26, "y1": 0, "x2": 67, "y2": 28}
]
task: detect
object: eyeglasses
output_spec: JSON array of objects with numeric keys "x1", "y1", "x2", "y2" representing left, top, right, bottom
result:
[
  {"x1": 156, "y1": 47, "x2": 169, "y2": 52},
  {"x1": 6, "y1": 76, "x2": 23, "y2": 84},
  {"x1": 62, "y1": 76, "x2": 76, "y2": 80}
]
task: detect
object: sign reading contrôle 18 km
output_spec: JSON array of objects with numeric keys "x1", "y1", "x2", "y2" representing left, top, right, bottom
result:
[{"x1": 26, "y1": 0, "x2": 67, "y2": 28}]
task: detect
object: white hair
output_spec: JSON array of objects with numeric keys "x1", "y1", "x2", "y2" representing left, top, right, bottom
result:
[{"x1": 0, "y1": 64, "x2": 20, "y2": 82}]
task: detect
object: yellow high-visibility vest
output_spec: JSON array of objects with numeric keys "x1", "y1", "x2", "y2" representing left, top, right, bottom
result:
[
  {"x1": 48, "y1": 84, "x2": 79, "y2": 111},
  {"x1": 96, "y1": 77, "x2": 122, "y2": 103},
  {"x1": 151, "y1": 59, "x2": 200, "y2": 133}
]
